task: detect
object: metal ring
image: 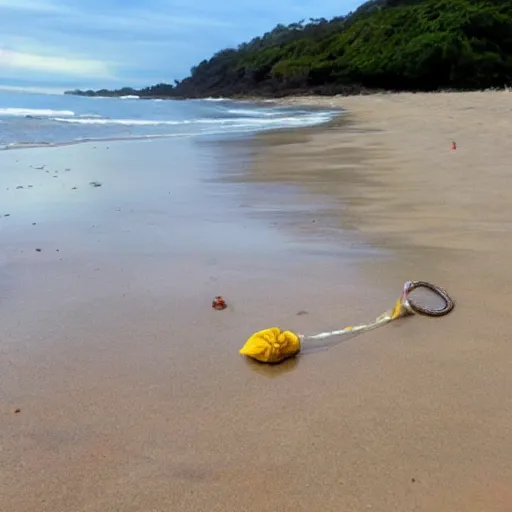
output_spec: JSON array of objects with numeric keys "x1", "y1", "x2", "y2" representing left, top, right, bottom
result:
[{"x1": 405, "y1": 281, "x2": 455, "y2": 317}]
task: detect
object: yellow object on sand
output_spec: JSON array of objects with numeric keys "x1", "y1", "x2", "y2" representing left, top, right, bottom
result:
[
  {"x1": 239, "y1": 282, "x2": 430, "y2": 364},
  {"x1": 239, "y1": 297, "x2": 406, "y2": 364},
  {"x1": 240, "y1": 281, "x2": 454, "y2": 364},
  {"x1": 239, "y1": 328, "x2": 301, "y2": 364}
]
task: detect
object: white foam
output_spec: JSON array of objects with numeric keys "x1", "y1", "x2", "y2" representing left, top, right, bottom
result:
[
  {"x1": 198, "y1": 115, "x2": 331, "y2": 126},
  {"x1": 201, "y1": 97, "x2": 228, "y2": 102},
  {"x1": 0, "y1": 111, "x2": 336, "y2": 151},
  {"x1": 226, "y1": 109, "x2": 276, "y2": 117},
  {"x1": 53, "y1": 117, "x2": 182, "y2": 126},
  {"x1": 51, "y1": 113, "x2": 332, "y2": 128},
  {"x1": 119, "y1": 95, "x2": 140, "y2": 99},
  {"x1": 0, "y1": 107, "x2": 75, "y2": 117}
]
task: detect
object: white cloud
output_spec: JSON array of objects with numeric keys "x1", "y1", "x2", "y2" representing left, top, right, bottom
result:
[
  {"x1": 0, "y1": 0, "x2": 361, "y2": 88},
  {"x1": 0, "y1": 49, "x2": 111, "y2": 77},
  {"x1": 68, "y1": 8, "x2": 232, "y2": 37},
  {"x1": 0, "y1": 0, "x2": 231, "y2": 85},
  {"x1": 0, "y1": 84, "x2": 64, "y2": 94},
  {"x1": 0, "y1": 0, "x2": 62, "y2": 11}
]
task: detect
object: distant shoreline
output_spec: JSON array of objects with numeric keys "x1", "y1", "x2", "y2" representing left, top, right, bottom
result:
[{"x1": 65, "y1": 85, "x2": 512, "y2": 102}]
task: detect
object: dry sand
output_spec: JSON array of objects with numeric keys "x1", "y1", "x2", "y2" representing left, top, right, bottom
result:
[{"x1": 1, "y1": 91, "x2": 512, "y2": 511}]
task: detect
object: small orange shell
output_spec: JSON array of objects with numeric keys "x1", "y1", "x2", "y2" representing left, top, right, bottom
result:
[{"x1": 212, "y1": 296, "x2": 227, "y2": 310}]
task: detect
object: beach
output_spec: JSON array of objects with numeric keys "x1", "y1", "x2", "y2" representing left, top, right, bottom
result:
[{"x1": 1, "y1": 91, "x2": 512, "y2": 511}]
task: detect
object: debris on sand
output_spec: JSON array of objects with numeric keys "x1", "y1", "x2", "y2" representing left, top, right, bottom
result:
[{"x1": 212, "y1": 296, "x2": 227, "y2": 310}]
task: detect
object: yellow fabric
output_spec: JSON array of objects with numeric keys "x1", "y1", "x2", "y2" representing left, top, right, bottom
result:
[{"x1": 239, "y1": 327, "x2": 301, "y2": 363}]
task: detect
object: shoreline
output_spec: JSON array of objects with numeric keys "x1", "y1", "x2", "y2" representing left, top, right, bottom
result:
[
  {"x1": 0, "y1": 99, "x2": 344, "y2": 153},
  {"x1": 65, "y1": 84, "x2": 512, "y2": 101},
  {"x1": 10, "y1": 88, "x2": 511, "y2": 154}
]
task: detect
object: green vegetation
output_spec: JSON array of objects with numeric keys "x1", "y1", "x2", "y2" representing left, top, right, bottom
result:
[{"x1": 67, "y1": 0, "x2": 512, "y2": 98}]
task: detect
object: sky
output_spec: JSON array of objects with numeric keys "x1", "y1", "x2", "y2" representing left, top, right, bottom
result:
[{"x1": 0, "y1": 0, "x2": 363, "y2": 92}]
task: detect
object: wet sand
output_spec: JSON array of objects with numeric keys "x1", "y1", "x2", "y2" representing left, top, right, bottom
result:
[{"x1": 2, "y1": 91, "x2": 512, "y2": 511}]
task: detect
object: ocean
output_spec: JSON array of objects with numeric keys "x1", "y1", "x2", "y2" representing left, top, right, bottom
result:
[{"x1": 0, "y1": 90, "x2": 339, "y2": 149}]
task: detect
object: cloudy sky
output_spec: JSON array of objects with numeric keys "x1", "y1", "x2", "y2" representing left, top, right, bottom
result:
[{"x1": 0, "y1": 0, "x2": 362, "y2": 92}]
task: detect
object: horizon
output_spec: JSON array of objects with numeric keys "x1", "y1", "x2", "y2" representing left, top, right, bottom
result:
[{"x1": 0, "y1": 0, "x2": 362, "y2": 94}]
